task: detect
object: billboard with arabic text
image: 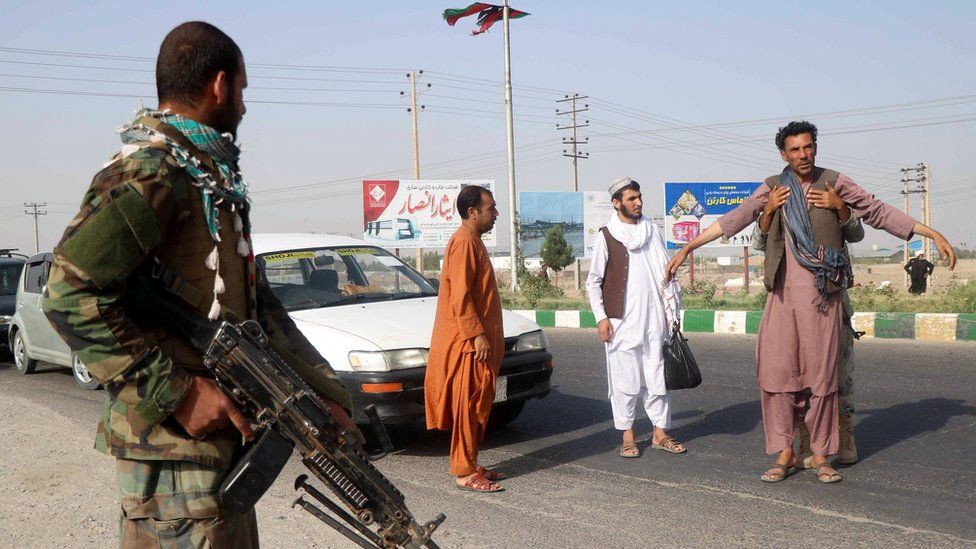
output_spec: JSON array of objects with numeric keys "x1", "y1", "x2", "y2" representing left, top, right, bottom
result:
[
  {"x1": 362, "y1": 180, "x2": 496, "y2": 248},
  {"x1": 664, "y1": 181, "x2": 762, "y2": 249}
]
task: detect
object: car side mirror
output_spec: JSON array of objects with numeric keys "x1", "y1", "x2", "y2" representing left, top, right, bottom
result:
[{"x1": 427, "y1": 277, "x2": 440, "y2": 291}]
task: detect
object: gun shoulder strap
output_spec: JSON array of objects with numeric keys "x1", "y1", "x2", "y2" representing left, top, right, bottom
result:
[{"x1": 147, "y1": 258, "x2": 246, "y2": 323}]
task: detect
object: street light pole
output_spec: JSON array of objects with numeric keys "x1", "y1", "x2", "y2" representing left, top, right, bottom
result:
[{"x1": 503, "y1": 0, "x2": 518, "y2": 291}]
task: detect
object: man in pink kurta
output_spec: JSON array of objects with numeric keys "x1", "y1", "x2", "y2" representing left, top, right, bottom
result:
[{"x1": 666, "y1": 121, "x2": 956, "y2": 483}]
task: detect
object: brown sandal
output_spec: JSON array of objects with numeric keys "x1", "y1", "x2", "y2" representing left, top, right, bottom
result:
[
  {"x1": 456, "y1": 472, "x2": 503, "y2": 493},
  {"x1": 761, "y1": 463, "x2": 797, "y2": 483},
  {"x1": 651, "y1": 436, "x2": 687, "y2": 454},
  {"x1": 619, "y1": 441, "x2": 640, "y2": 458},
  {"x1": 477, "y1": 466, "x2": 507, "y2": 481},
  {"x1": 813, "y1": 463, "x2": 842, "y2": 484}
]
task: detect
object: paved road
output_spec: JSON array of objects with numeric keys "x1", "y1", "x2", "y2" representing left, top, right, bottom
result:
[{"x1": 2, "y1": 331, "x2": 974, "y2": 548}]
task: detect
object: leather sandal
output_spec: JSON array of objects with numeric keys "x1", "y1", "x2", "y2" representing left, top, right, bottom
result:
[
  {"x1": 619, "y1": 441, "x2": 640, "y2": 458},
  {"x1": 651, "y1": 436, "x2": 686, "y2": 454}
]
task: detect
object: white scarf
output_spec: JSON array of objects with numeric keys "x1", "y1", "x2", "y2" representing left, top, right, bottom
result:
[{"x1": 606, "y1": 214, "x2": 682, "y2": 331}]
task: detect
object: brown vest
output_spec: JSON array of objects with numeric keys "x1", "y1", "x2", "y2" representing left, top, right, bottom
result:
[
  {"x1": 763, "y1": 167, "x2": 846, "y2": 292},
  {"x1": 599, "y1": 227, "x2": 629, "y2": 319}
]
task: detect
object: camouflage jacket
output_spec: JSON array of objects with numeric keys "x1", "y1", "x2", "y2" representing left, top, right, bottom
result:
[{"x1": 43, "y1": 118, "x2": 350, "y2": 469}]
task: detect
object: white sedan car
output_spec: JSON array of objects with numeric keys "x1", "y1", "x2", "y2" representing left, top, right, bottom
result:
[{"x1": 253, "y1": 234, "x2": 553, "y2": 428}]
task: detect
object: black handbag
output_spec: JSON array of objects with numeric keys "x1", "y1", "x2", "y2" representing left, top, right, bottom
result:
[{"x1": 663, "y1": 321, "x2": 702, "y2": 390}]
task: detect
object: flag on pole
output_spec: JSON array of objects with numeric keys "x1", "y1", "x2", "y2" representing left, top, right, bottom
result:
[{"x1": 443, "y1": 3, "x2": 529, "y2": 35}]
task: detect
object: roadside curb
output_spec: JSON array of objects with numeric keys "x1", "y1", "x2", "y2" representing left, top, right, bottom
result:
[{"x1": 513, "y1": 310, "x2": 976, "y2": 342}]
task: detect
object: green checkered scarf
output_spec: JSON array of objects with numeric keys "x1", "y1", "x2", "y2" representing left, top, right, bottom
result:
[{"x1": 119, "y1": 108, "x2": 249, "y2": 241}]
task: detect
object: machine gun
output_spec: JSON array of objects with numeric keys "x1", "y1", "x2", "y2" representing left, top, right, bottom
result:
[{"x1": 148, "y1": 283, "x2": 445, "y2": 548}]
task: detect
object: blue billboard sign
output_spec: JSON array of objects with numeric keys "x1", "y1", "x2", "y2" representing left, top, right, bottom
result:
[{"x1": 663, "y1": 181, "x2": 762, "y2": 249}]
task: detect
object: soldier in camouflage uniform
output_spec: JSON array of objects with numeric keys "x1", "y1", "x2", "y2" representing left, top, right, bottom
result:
[
  {"x1": 42, "y1": 22, "x2": 353, "y2": 548},
  {"x1": 752, "y1": 186, "x2": 860, "y2": 468}
]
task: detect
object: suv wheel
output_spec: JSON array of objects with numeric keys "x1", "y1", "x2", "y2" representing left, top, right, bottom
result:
[
  {"x1": 72, "y1": 354, "x2": 100, "y2": 390},
  {"x1": 12, "y1": 330, "x2": 37, "y2": 374}
]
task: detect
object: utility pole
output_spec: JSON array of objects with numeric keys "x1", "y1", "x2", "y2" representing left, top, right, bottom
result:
[
  {"x1": 503, "y1": 0, "x2": 519, "y2": 292},
  {"x1": 401, "y1": 70, "x2": 429, "y2": 272},
  {"x1": 901, "y1": 165, "x2": 926, "y2": 289},
  {"x1": 556, "y1": 93, "x2": 589, "y2": 292},
  {"x1": 922, "y1": 163, "x2": 934, "y2": 259},
  {"x1": 24, "y1": 202, "x2": 47, "y2": 253}
]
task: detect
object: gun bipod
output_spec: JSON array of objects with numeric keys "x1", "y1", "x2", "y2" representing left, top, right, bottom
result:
[{"x1": 294, "y1": 474, "x2": 386, "y2": 547}]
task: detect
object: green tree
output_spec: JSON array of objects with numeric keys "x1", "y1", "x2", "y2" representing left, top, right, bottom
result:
[
  {"x1": 540, "y1": 224, "x2": 575, "y2": 272},
  {"x1": 423, "y1": 251, "x2": 441, "y2": 271}
]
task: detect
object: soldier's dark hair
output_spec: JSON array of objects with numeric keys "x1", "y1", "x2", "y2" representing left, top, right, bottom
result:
[
  {"x1": 156, "y1": 22, "x2": 242, "y2": 107},
  {"x1": 775, "y1": 120, "x2": 818, "y2": 151},
  {"x1": 457, "y1": 185, "x2": 491, "y2": 219},
  {"x1": 612, "y1": 181, "x2": 641, "y2": 202}
]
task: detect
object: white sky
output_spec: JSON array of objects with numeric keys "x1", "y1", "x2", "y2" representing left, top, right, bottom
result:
[{"x1": 1, "y1": 1, "x2": 973, "y2": 256}]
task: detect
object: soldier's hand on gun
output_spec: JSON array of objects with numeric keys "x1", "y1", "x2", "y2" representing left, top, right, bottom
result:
[
  {"x1": 597, "y1": 319, "x2": 615, "y2": 343},
  {"x1": 807, "y1": 183, "x2": 844, "y2": 212},
  {"x1": 173, "y1": 376, "x2": 255, "y2": 441},
  {"x1": 763, "y1": 185, "x2": 791, "y2": 216},
  {"x1": 472, "y1": 333, "x2": 491, "y2": 363}
]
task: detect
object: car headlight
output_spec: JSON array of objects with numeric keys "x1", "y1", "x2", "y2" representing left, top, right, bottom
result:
[
  {"x1": 348, "y1": 348, "x2": 430, "y2": 372},
  {"x1": 515, "y1": 330, "x2": 547, "y2": 352},
  {"x1": 0, "y1": 315, "x2": 11, "y2": 326}
]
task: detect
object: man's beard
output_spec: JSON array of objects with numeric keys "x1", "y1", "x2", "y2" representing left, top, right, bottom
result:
[
  {"x1": 210, "y1": 97, "x2": 242, "y2": 139},
  {"x1": 618, "y1": 204, "x2": 641, "y2": 220}
]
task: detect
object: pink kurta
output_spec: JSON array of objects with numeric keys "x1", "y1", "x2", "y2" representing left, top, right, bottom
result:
[{"x1": 718, "y1": 172, "x2": 917, "y2": 453}]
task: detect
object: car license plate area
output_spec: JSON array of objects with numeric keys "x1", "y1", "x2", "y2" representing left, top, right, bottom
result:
[{"x1": 493, "y1": 376, "x2": 507, "y2": 403}]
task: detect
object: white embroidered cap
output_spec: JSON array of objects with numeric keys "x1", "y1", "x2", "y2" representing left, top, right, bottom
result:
[{"x1": 608, "y1": 177, "x2": 638, "y2": 197}]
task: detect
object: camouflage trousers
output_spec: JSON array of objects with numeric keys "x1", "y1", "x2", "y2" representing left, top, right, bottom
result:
[
  {"x1": 838, "y1": 320, "x2": 856, "y2": 415},
  {"x1": 116, "y1": 458, "x2": 259, "y2": 549}
]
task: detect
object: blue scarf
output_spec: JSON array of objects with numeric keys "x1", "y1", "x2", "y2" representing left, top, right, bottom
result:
[{"x1": 780, "y1": 166, "x2": 854, "y2": 311}]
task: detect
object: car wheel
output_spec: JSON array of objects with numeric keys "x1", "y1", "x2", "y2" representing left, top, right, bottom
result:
[
  {"x1": 487, "y1": 400, "x2": 525, "y2": 430},
  {"x1": 72, "y1": 354, "x2": 100, "y2": 390},
  {"x1": 12, "y1": 330, "x2": 37, "y2": 374}
]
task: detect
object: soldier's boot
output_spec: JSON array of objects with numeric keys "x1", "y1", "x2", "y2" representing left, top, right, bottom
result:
[
  {"x1": 797, "y1": 421, "x2": 814, "y2": 469},
  {"x1": 838, "y1": 412, "x2": 858, "y2": 465}
]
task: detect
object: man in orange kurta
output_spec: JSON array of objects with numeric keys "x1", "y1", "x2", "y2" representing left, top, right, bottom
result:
[{"x1": 425, "y1": 186, "x2": 506, "y2": 492}]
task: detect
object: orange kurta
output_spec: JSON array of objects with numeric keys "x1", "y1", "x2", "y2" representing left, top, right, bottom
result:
[{"x1": 425, "y1": 225, "x2": 504, "y2": 476}]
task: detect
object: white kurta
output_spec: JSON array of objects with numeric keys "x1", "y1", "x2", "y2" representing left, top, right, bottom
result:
[{"x1": 586, "y1": 216, "x2": 676, "y2": 430}]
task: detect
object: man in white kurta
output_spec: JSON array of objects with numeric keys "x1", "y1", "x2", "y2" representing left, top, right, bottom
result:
[{"x1": 586, "y1": 177, "x2": 686, "y2": 458}]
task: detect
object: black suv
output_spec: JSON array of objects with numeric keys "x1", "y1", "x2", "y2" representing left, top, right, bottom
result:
[{"x1": 0, "y1": 249, "x2": 29, "y2": 355}]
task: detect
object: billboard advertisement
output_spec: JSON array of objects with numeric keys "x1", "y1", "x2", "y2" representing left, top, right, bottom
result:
[
  {"x1": 518, "y1": 192, "x2": 584, "y2": 259},
  {"x1": 583, "y1": 191, "x2": 616, "y2": 259},
  {"x1": 664, "y1": 182, "x2": 762, "y2": 249},
  {"x1": 362, "y1": 180, "x2": 496, "y2": 248}
]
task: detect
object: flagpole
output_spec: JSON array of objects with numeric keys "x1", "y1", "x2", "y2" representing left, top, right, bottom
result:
[{"x1": 503, "y1": 0, "x2": 518, "y2": 291}]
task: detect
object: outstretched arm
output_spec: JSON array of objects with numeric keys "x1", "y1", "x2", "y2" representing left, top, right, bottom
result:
[
  {"x1": 667, "y1": 183, "x2": 778, "y2": 282},
  {"x1": 664, "y1": 222, "x2": 724, "y2": 282},
  {"x1": 912, "y1": 224, "x2": 956, "y2": 270}
]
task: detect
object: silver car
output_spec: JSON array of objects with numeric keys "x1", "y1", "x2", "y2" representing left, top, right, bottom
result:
[{"x1": 8, "y1": 252, "x2": 99, "y2": 390}]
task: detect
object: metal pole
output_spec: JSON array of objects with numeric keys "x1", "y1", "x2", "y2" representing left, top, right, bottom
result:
[
  {"x1": 409, "y1": 70, "x2": 423, "y2": 273},
  {"x1": 570, "y1": 95, "x2": 580, "y2": 293},
  {"x1": 902, "y1": 173, "x2": 910, "y2": 290},
  {"x1": 503, "y1": 0, "x2": 518, "y2": 291},
  {"x1": 924, "y1": 164, "x2": 934, "y2": 259},
  {"x1": 557, "y1": 93, "x2": 589, "y2": 295},
  {"x1": 24, "y1": 202, "x2": 46, "y2": 253}
]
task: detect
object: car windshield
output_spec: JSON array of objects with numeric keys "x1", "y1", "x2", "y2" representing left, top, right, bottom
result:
[
  {"x1": 0, "y1": 264, "x2": 22, "y2": 296},
  {"x1": 257, "y1": 246, "x2": 438, "y2": 311}
]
